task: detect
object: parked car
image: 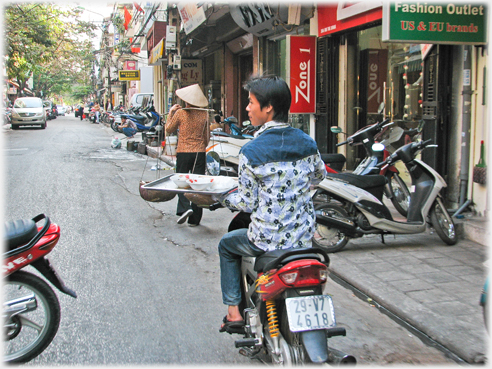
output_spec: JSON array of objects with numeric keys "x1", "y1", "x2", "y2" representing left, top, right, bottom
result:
[
  {"x1": 11, "y1": 97, "x2": 47, "y2": 129},
  {"x1": 129, "y1": 93, "x2": 153, "y2": 109},
  {"x1": 57, "y1": 105, "x2": 66, "y2": 115}
]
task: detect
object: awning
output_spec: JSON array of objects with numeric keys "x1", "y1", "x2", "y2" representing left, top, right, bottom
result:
[{"x1": 398, "y1": 54, "x2": 423, "y2": 74}]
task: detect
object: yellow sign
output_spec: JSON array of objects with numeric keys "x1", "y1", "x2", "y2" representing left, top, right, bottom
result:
[
  {"x1": 149, "y1": 39, "x2": 164, "y2": 65},
  {"x1": 118, "y1": 70, "x2": 140, "y2": 81}
]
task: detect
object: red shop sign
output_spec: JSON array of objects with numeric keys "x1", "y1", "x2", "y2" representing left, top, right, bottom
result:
[
  {"x1": 318, "y1": 3, "x2": 382, "y2": 37},
  {"x1": 287, "y1": 35, "x2": 316, "y2": 114}
]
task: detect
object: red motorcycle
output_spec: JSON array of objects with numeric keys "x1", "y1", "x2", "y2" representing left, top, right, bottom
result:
[{"x1": 3, "y1": 214, "x2": 77, "y2": 363}]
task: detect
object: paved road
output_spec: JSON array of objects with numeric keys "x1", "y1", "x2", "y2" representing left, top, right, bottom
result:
[{"x1": 3, "y1": 115, "x2": 457, "y2": 365}]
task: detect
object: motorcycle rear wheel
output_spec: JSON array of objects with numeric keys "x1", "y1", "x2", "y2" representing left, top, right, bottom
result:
[
  {"x1": 430, "y1": 199, "x2": 457, "y2": 245},
  {"x1": 313, "y1": 203, "x2": 350, "y2": 253},
  {"x1": 4, "y1": 271, "x2": 61, "y2": 363},
  {"x1": 386, "y1": 172, "x2": 411, "y2": 217}
]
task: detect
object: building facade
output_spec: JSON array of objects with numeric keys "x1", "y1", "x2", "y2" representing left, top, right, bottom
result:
[{"x1": 113, "y1": 2, "x2": 488, "y2": 217}]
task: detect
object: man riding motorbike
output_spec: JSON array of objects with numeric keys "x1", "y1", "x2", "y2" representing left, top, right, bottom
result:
[{"x1": 213, "y1": 75, "x2": 327, "y2": 332}]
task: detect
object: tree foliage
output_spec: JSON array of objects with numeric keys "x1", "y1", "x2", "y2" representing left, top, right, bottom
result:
[{"x1": 4, "y1": 3, "x2": 98, "y2": 100}]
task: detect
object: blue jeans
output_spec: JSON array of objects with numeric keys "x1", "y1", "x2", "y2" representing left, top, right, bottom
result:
[
  {"x1": 218, "y1": 228, "x2": 264, "y2": 306},
  {"x1": 123, "y1": 127, "x2": 137, "y2": 137}
]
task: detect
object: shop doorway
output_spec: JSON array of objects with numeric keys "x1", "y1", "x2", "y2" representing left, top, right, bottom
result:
[{"x1": 238, "y1": 53, "x2": 253, "y2": 125}]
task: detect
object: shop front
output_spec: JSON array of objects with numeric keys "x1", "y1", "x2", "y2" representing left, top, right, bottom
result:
[{"x1": 316, "y1": 2, "x2": 488, "y2": 212}]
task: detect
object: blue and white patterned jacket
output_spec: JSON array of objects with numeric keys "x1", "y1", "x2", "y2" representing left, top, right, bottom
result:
[{"x1": 223, "y1": 121, "x2": 326, "y2": 251}]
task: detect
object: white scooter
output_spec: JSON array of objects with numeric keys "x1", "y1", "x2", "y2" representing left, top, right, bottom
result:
[
  {"x1": 206, "y1": 116, "x2": 256, "y2": 176},
  {"x1": 313, "y1": 139, "x2": 458, "y2": 253}
]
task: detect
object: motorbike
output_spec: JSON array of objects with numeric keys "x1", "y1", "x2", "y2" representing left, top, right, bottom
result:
[
  {"x1": 321, "y1": 117, "x2": 421, "y2": 217},
  {"x1": 113, "y1": 105, "x2": 161, "y2": 133},
  {"x1": 3, "y1": 214, "x2": 77, "y2": 363},
  {"x1": 313, "y1": 139, "x2": 458, "y2": 253},
  {"x1": 209, "y1": 204, "x2": 356, "y2": 365},
  {"x1": 206, "y1": 115, "x2": 256, "y2": 176}
]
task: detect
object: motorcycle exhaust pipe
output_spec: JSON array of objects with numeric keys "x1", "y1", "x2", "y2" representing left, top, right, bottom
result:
[
  {"x1": 327, "y1": 347, "x2": 357, "y2": 365},
  {"x1": 316, "y1": 213, "x2": 358, "y2": 237}
]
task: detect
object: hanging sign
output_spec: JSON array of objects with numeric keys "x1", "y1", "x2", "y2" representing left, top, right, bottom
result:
[
  {"x1": 177, "y1": 2, "x2": 206, "y2": 34},
  {"x1": 287, "y1": 35, "x2": 316, "y2": 114},
  {"x1": 118, "y1": 70, "x2": 140, "y2": 81},
  {"x1": 181, "y1": 59, "x2": 203, "y2": 86},
  {"x1": 382, "y1": 2, "x2": 487, "y2": 44}
]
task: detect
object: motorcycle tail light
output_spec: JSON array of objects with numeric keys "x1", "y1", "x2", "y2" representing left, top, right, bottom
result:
[
  {"x1": 280, "y1": 271, "x2": 298, "y2": 284},
  {"x1": 278, "y1": 260, "x2": 328, "y2": 288}
]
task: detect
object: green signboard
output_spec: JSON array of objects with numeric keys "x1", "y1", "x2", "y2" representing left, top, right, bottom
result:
[{"x1": 382, "y1": 2, "x2": 487, "y2": 44}]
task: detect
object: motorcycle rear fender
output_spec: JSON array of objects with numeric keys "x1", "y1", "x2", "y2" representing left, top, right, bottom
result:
[
  {"x1": 31, "y1": 258, "x2": 77, "y2": 298},
  {"x1": 300, "y1": 330, "x2": 328, "y2": 363}
]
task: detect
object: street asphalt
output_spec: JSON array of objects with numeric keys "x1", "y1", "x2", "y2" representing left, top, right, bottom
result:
[{"x1": 106, "y1": 121, "x2": 489, "y2": 364}]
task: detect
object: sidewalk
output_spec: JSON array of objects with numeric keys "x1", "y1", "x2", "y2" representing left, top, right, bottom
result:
[
  {"x1": 125, "y1": 128, "x2": 489, "y2": 363},
  {"x1": 328, "y1": 225, "x2": 488, "y2": 364}
]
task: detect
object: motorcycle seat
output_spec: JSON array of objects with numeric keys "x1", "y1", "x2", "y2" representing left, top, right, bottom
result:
[
  {"x1": 254, "y1": 248, "x2": 324, "y2": 273},
  {"x1": 326, "y1": 172, "x2": 387, "y2": 201},
  {"x1": 321, "y1": 153, "x2": 346, "y2": 171},
  {"x1": 4, "y1": 219, "x2": 37, "y2": 251},
  {"x1": 122, "y1": 114, "x2": 146, "y2": 123},
  {"x1": 326, "y1": 172, "x2": 387, "y2": 189}
]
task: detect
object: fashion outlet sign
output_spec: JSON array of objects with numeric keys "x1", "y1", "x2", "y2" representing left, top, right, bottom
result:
[
  {"x1": 382, "y1": 2, "x2": 487, "y2": 44},
  {"x1": 287, "y1": 35, "x2": 317, "y2": 114}
]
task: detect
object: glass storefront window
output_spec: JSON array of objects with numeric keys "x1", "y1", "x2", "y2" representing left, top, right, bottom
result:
[{"x1": 354, "y1": 25, "x2": 424, "y2": 129}]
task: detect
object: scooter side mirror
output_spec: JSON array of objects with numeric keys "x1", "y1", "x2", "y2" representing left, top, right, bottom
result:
[{"x1": 330, "y1": 126, "x2": 343, "y2": 134}]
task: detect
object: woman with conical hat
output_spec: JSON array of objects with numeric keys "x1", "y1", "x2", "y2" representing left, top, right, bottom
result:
[{"x1": 166, "y1": 84, "x2": 210, "y2": 226}]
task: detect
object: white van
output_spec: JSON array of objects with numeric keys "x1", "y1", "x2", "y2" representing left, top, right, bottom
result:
[{"x1": 129, "y1": 93, "x2": 153, "y2": 109}]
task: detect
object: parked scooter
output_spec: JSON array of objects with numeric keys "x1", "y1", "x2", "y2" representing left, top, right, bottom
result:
[
  {"x1": 3, "y1": 214, "x2": 77, "y2": 363},
  {"x1": 313, "y1": 139, "x2": 458, "y2": 253},
  {"x1": 113, "y1": 105, "x2": 161, "y2": 133},
  {"x1": 321, "y1": 116, "x2": 416, "y2": 217},
  {"x1": 208, "y1": 204, "x2": 356, "y2": 365},
  {"x1": 206, "y1": 115, "x2": 256, "y2": 176}
]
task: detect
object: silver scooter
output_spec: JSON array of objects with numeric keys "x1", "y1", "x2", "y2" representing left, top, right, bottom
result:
[{"x1": 313, "y1": 139, "x2": 458, "y2": 253}]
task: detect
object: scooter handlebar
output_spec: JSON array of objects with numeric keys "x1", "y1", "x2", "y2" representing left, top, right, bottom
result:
[{"x1": 376, "y1": 139, "x2": 434, "y2": 168}]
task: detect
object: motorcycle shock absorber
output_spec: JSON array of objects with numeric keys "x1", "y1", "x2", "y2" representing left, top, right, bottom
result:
[
  {"x1": 265, "y1": 299, "x2": 281, "y2": 355},
  {"x1": 266, "y1": 300, "x2": 279, "y2": 337}
]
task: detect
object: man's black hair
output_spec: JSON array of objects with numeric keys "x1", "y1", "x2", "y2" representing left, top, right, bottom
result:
[{"x1": 243, "y1": 75, "x2": 291, "y2": 123}]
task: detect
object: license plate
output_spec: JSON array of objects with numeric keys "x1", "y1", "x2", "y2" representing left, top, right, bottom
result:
[{"x1": 285, "y1": 295, "x2": 336, "y2": 332}]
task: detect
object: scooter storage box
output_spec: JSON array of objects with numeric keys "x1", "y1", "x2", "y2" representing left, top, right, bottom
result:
[{"x1": 321, "y1": 153, "x2": 346, "y2": 172}]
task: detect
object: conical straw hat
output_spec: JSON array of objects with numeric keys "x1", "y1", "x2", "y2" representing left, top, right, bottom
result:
[{"x1": 175, "y1": 84, "x2": 208, "y2": 107}]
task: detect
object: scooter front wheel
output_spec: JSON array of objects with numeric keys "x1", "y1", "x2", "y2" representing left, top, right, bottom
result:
[
  {"x1": 430, "y1": 199, "x2": 457, "y2": 245},
  {"x1": 4, "y1": 271, "x2": 61, "y2": 363},
  {"x1": 313, "y1": 203, "x2": 350, "y2": 253}
]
